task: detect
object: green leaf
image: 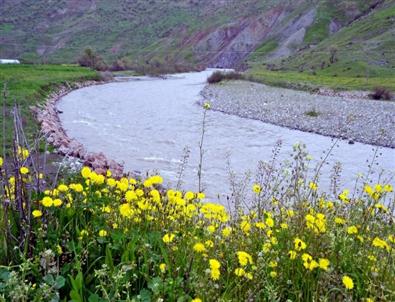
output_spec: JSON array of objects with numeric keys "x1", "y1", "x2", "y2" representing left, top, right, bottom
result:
[
  {"x1": 55, "y1": 275, "x2": 66, "y2": 289},
  {"x1": 105, "y1": 245, "x2": 114, "y2": 272},
  {"x1": 147, "y1": 277, "x2": 162, "y2": 294},
  {"x1": 138, "y1": 289, "x2": 152, "y2": 302}
]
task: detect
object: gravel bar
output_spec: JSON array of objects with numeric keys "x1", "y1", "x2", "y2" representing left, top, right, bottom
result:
[{"x1": 201, "y1": 81, "x2": 395, "y2": 148}]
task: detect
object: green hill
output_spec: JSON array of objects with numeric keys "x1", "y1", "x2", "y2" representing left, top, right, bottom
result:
[{"x1": 1, "y1": 0, "x2": 394, "y2": 83}]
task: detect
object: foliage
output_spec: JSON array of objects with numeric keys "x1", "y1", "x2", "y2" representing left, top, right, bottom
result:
[
  {"x1": 78, "y1": 48, "x2": 107, "y2": 71},
  {"x1": 247, "y1": 67, "x2": 395, "y2": 92},
  {"x1": 369, "y1": 87, "x2": 393, "y2": 101},
  {"x1": 0, "y1": 142, "x2": 394, "y2": 301},
  {"x1": 0, "y1": 64, "x2": 98, "y2": 152},
  {"x1": 207, "y1": 71, "x2": 244, "y2": 84}
]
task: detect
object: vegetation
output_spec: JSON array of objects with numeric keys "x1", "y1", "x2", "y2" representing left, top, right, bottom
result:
[
  {"x1": 207, "y1": 71, "x2": 244, "y2": 84},
  {"x1": 369, "y1": 87, "x2": 393, "y2": 101},
  {"x1": 0, "y1": 137, "x2": 394, "y2": 301},
  {"x1": 248, "y1": 3, "x2": 395, "y2": 91},
  {"x1": 78, "y1": 48, "x2": 107, "y2": 71},
  {"x1": 0, "y1": 64, "x2": 98, "y2": 151},
  {"x1": 246, "y1": 68, "x2": 395, "y2": 92}
]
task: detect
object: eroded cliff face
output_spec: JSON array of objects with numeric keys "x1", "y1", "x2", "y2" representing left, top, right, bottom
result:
[{"x1": 193, "y1": 7, "x2": 286, "y2": 68}]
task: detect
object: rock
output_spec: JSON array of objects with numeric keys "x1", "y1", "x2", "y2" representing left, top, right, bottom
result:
[{"x1": 36, "y1": 80, "x2": 125, "y2": 178}]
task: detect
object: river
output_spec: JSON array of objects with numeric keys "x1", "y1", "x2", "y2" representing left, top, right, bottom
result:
[{"x1": 57, "y1": 70, "x2": 395, "y2": 202}]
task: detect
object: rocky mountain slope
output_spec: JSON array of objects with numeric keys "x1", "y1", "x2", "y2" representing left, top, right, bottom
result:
[{"x1": 1, "y1": 0, "x2": 394, "y2": 74}]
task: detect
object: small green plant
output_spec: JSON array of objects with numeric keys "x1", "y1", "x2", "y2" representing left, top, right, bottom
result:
[{"x1": 305, "y1": 109, "x2": 320, "y2": 117}]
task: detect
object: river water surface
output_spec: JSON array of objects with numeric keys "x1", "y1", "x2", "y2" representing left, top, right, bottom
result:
[{"x1": 58, "y1": 70, "x2": 395, "y2": 202}]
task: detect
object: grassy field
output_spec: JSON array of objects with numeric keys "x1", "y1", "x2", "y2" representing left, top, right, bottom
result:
[
  {"x1": 247, "y1": 68, "x2": 395, "y2": 92},
  {"x1": 0, "y1": 64, "x2": 98, "y2": 152}
]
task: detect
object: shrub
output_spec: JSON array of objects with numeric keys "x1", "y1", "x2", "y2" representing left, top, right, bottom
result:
[
  {"x1": 207, "y1": 71, "x2": 244, "y2": 84},
  {"x1": 78, "y1": 48, "x2": 108, "y2": 71},
  {"x1": 369, "y1": 87, "x2": 393, "y2": 101}
]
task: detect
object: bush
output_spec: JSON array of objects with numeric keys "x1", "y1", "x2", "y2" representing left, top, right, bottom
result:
[
  {"x1": 207, "y1": 71, "x2": 244, "y2": 84},
  {"x1": 369, "y1": 87, "x2": 393, "y2": 100},
  {"x1": 1, "y1": 143, "x2": 394, "y2": 301},
  {"x1": 78, "y1": 48, "x2": 108, "y2": 71}
]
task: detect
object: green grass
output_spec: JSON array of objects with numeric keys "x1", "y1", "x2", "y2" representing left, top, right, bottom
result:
[
  {"x1": 247, "y1": 67, "x2": 395, "y2": 92},
  {"x1": 249, "y1": 39, "x2": 278, "y2": 62},
  {"x1": 0, "y1": 64, "x2": 98, "y2": 151}
]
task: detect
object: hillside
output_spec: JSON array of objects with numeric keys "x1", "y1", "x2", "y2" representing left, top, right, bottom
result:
[{"x1": 0, "y1": 0, "x2": 394, "y2": 77}]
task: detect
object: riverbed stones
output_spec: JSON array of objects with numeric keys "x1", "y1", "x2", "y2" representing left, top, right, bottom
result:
[
  {"x1": 201, "y1": 81, "x2": 395, "y2": 148},
  {"x1": 35, "y1": 81, "x2": 124, "y2": 177}
]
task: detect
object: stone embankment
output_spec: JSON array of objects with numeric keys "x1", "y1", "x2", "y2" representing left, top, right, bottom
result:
[
  {"x1": 35, "y1": 81, "x2": 124, "y2": 176},
  {"x1": 201, "y1": 81, "x2": 395, "y2": 148}
]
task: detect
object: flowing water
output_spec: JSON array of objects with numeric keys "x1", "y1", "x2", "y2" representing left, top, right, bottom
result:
[{"x1": 58, "y1": 70, "x2": 395, "y2": 202}]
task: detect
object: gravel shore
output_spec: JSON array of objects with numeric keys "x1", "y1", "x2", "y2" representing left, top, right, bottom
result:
[{"x1": 201, "y1": 81, "x2": 395, "y2": 148}]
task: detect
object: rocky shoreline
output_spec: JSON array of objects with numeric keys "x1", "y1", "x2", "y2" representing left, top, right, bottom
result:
[
  {"x1": 34, "y1": 81, "x2": 124, "y2": 177},
  {"x1": 201, "y1": 80, "x2": 395, "y2": 148}
]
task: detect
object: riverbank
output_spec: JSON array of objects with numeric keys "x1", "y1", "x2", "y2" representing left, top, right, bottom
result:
[
  {"x1": 35, "y1": 81, "x2": 124, "y2": 177},
  {"x1": 0, "y1": 64, "x2": 99, "y2": 152},
  {"x1": 201, "y1": 80, "x2": 395, "y2": 148}
]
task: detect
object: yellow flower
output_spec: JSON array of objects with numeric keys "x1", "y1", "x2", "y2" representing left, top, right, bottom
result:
[
  {"x1": 287, "y1": 209, "x2": 295, "y2": 217},
  {"x1": 20, "y1": 167, "x2": 29, "y2": 175},
  {"x1": 57, "y1": 184, "x2": 68, "y2": 192},
  {"x1": 207, "y1": 225, "x2": 216, "y2": 233},
  {"x1": 252, "y1": 184, "x2": 261, "y2": 194},
  {"x1": 335, "y1": 217, "x2": 346, "y2": 225},
  {"x1": 193, "y1": 243, "x2": 206, "y2": 253},
  {"x1": 269, "y1": 260, "x2": 277, "y2": 268},
  {"x1": 342, "y1": 275, "x2": 354, "y2": 290},
  {"x1": 41, "y1": 197, "x2": 53, "y2": 207},
  {"x1": 101, "y1": 205, "x2": 111, "y2": 213},
  {"x1": 197, "y1": 192, "x2": 205, "y2": 199},
  {"x1": 79, "y1": 230, "x2": 89, "y2": 239},
  {"x1": 240, "y1": 220, "x2": 251, "y2": 234},
  {"x1": 265, "y1": 217, "x2": 274, "y2": 228},
  {"x1": 125, "y1": 190, "x2": 137, "y2": 202},
  {"x1": 280, "y1": 223, "x2": 288, "y2": 229},
  {"x1": 32, "y1": 210, "x2": 42, "y2": 218},
  {"x1": 192, "y1": 298, "x2": 202, "y2": 302},
  {"x1": 262, "y1": 242, "x2": 271, "y2": 253},
  {"x1": 162, "y1": 233, "x2": 175, "y2": 244},
  {"x1": 201, "y1": 240, "x2": 212, "y2": 250},
  {"x1": 184, "y1": 191, "x2": 195, "y2": 200},
  {"x1": 119, "y1": 203, "x2": 133, "y2": 218},
  {"x1": 237, "y1": 251, "x2": 253, "y2": 266},
  {"x1": 372, "y1": 237, "x2": 390, "y2": 251},
  {"x1": 209, "y1": 259, "x2": 221, "y2": 280},
  {"x1": 269, "y1": 271, "x2": 277, "y2": 278},
  {"x1": 203, "y1": 102, "x2": 211, "y2": 110},
  {"x1": 347, "y1": 226, "x2": 358, "y2": 235},
  {"x1": 309, "y1": 182, "x2": 318, "y2": 191},
  {"x1": 81, "y1": 167, "x2": 91, "y2": 179},
  {"x1": 338, "y1": 189, "x2": 350, "y2": 203},
  {"x1": 53, "y1": 199, "x2": 63, "y2": 207},
  {"x1": 318, "y1": 258, "x2": 330, "y2": 271},
  {"x1": 106, "y1": 170, "x2": 112, "y2": 177},
  {"x1": 222, "y1": 226, "x2": 232, "y2": 237},
  {"x1": 235, "y1": 267, "x2": 245, "y2": 277},
  {"x1": 384, "y1": 184, "x2": 393, "y2": 192},
  {"x1": 0, "y1": 157, "x2": 3, "y2": 167},
  {"x1": 56, "y1": 244, "x2": 63, "y2": 255},
  {"x1": 159, "y1": 263, "x2": 166, "y2": 273},
  {"x1": 98, "y1": 229, "x2": 108, "y2": 237},
  {"x1": 288, "y1": 250, "x2": 297, "y2": 260},
  {"x1": 294, "y1": 238, "x2": 307, "y2": 251}
]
